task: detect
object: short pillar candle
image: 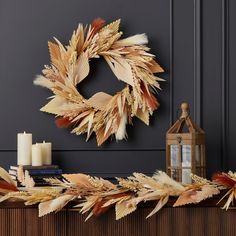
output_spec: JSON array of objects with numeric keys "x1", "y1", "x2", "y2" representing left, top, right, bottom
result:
[
  {"x1": 32, "y1": 143, "x2": 43, "y2": 166},
  {"x1": 41, "y1": 141, "x2": 52, "y2": 165}
]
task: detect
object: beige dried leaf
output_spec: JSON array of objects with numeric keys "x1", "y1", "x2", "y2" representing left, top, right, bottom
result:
[
  {"x1": 63, "y1": 173, "x2": 93, "y2": 189},
  {"x1": 115, "y1": 200, "x2": 137, "y2": 220},
  {"x1": 74, "y1": 52, "x2": 90, "y2": 85},
  {"x1": 43, "y1": 178, "x2": 69, "y2": 188},
  {"x1": 86, "y1": 92, "x2": 112, "y2": 110},
  {"x1": 51, "y1": 38, "x2": 69, "y2": 76},
  {"x1": 218, "y1": 188, "x2": 236, "y2": 210},
  {"x1": 104, "y1": 119, "x2": 113, "y2": 136},
  {"x1": 34, "y1": 75, "x2": 54, "y2": 89},
  {"x1": 132, "y1": 173, "x2": 162, "y2": 190},
  {"x1": 88, "y1": 177, "x2": 116, "y2": 190},
  {"x1": 146, "y1": 195, "x2": 169, "y2": 218},
  {"x1": 74, "y1": 196, "x2": 100, "y2": 214},
  {"x1": 39, "y1": 194, "x2": 75, "y2": 217},
  {"x1": 95, "y1": 127, "x2": 113, "y2": 146},
  {"x1": 23, "y1": 171, "x2": 35, "y2": 188},
  {"x1": 114, "y1": 34, "x2": 148, "y2": 47},
  {"x1": 152, "y1": 170, "x2": 185, "y2": 193},
  {"x1": 0, "y1": 167, "x2": 16, "y2": 186},
  {"x1": 40, "y1": 96, "x2": 66, "y2": 115},
  {"x1": 104, "y1": 56, "x2": 134, "y2": 86},
  {"x1": 173, "y1": 185, "x2": 220, "y2": 207},
  {"x1": 100, "y1": 19, "x2": 121, "y2": 34},
  {"x1": 135, "y1": 109, "x2": 149, "y2": 125},
  {"x1": 0, "y1": 191, "x2": 29, "y2": 203},
  {"x1": 72, "y1": 112, "x2": 95, "y2": 140},
  {"x1": 117, "y1": 178, "x2": 141, "y2": 191},
  {"x1": 48, "y1": 41, "x2": 61, "y2": 67},
  {"x1": 72, "y1": 110, "x2": 92, "y2": 123},
  {"x1": 102, "y1": 195, "x2": 131, "y2": 208}
]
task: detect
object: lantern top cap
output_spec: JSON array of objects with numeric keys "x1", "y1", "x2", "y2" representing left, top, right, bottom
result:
[
  {"x1": 167, "y1": 102, "x2": 205, "y2": 134},
  {"x1": 180, "y1": 102, "x2": 189, "y2": 118}
]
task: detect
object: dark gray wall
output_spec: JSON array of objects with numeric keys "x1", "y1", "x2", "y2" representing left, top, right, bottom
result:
[{"x1": 0, "y1": 0, "x2": 234, "y2": 177}]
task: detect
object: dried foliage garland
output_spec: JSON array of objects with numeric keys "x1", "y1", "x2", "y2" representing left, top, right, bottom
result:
[
  {"x1": 0, "y1": 167, "x2": 235, "y2": 220},
  {"x1": 34, "y1": 18, "x2": 164, "y2": 146}
]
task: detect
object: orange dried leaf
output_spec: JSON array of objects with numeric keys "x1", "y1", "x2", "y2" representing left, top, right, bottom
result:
[
  {"x1": 95, "y1": 127, "x2": 113, "y2": 146},
  {"x1": 48, "y1": 41, "x2": 61, "y2": 64},
  {"x1": 92, "y1": 200, "x2": 111, "y2": 217},
  {"x1": 141, "y1": 83, "x2": 159, "y2": 111},
  {"x1": 173, "y1": 185, "x2": 220, "y2": 207},
  {"x1": 0, "y1": 180, "x2": 18, "y2": 193},
  {"x1": 212, "y1": 172, "x2": 236, "y2": 188},
  {"x1": 55, "y1": 117, "x2": 72, "y2": 128},
  {"x1": 91, "y1": 18, "x2": 106, "y2": 34},
  {"x1": 148, "y1": 59, "x2": 164, "y2": 73}
]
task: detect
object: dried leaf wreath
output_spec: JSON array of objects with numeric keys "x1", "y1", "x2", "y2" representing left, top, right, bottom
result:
[
  {"x1": 0, "y1": 167, "x2": 235, "y2": 220},
  {"x1": 34, "y1": 18, "x2": 164, "y2": 146}
]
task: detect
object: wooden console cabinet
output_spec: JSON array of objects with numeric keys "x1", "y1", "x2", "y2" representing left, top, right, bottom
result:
[{"x1": 0, "y1": 199, "x2": 235, "y2": 236}]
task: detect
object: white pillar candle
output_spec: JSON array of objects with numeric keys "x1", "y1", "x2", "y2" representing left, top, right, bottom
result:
[
  {"x1": 32, "y1": 143, "x2": 43, "y2": 166},
  {"x1": 17, "y1": 131, "x2": 32, "y2": 166},
  {"x1": 41, "y1": 141, "x2": 52, "y2": 165}
]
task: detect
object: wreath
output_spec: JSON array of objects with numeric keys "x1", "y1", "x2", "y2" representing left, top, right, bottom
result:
[{"x1": 34, "y1": 18, "x2": 164, "y2": 146}]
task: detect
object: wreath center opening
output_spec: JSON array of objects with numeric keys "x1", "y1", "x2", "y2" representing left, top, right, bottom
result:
[{"x1": 76, "y1": 58, "x2": 125, "y2": 99}]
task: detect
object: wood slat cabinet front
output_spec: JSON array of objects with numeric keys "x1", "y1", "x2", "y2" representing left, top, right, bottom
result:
[{"x1": 0, "y1": 206, "x2": 235, "y2": 236}]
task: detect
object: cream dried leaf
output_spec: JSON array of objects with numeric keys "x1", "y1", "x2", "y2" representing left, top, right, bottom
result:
[
  {"x1": 104, "y1": 56, "x2": 134, "y2": 86},
  {"x1": 115, "y1": 200, "x2": 137, "y2": 220},
  {"x1": 38, "y1": 194, "x2": 75, "y2": 217},
  {"x1": 86, "y1": 92, "x2": 112, "y2": 110},
  {"x1": 146, "y1": 195, "x2": 169, "y2": 218}
]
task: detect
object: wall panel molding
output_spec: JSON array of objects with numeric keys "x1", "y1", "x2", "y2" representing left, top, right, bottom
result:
[
  {"x1": 193, "y1": 0, "x2": 202, "y2": 125},
  {"x1": 169, "y1": 0, "x2": 174, "y2": 125},
  {"x1": 221, "y1": 0, "x2": 229, "y2": 170}
]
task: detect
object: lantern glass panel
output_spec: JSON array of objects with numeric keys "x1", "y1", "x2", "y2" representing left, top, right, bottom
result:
[
  {"x1": 170, "y1": 145, "x2": 178, "y2": 167},
  {"x1": 170, "y1": 144, "x2": 179, "y2": 180},
  {"x1": 182, "y1": 145, "x2": 191, "y2": 184}
]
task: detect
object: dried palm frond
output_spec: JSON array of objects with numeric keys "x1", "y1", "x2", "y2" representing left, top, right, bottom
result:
[{"x1": 17, "y1": 167, "x2": 35, "y2": 188}]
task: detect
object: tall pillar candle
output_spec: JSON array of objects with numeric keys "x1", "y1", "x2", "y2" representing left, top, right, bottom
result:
[
  {"x1": 32, "y1": 143, "x2": 43, "y2": 166},
  {"x1": 41, "y1": 141, "x2": 52, "y2": 165},
  {"x1": 17, "y1": 132, "x2": 32, "y2": 165}
]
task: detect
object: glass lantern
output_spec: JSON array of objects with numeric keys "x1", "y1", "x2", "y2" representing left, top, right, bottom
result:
[{"x1": 166, "y1": 102, "x2": 205, "y2": 184}]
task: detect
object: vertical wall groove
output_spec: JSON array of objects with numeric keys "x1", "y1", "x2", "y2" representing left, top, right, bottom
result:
[
  {"x1": 169, "y1": 0, "x2": 174, "y2": 125},
  {"x1": 221, "y1": 0, "x2": 229, "y2": 170},
  {"x1": 193, "y1": 0, "x2": 202, "y2": 125}
]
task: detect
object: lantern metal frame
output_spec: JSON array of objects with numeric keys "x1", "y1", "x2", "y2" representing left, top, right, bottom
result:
[{"x1": 166, "y1": 103, "x2": 206, "y2": 182}]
